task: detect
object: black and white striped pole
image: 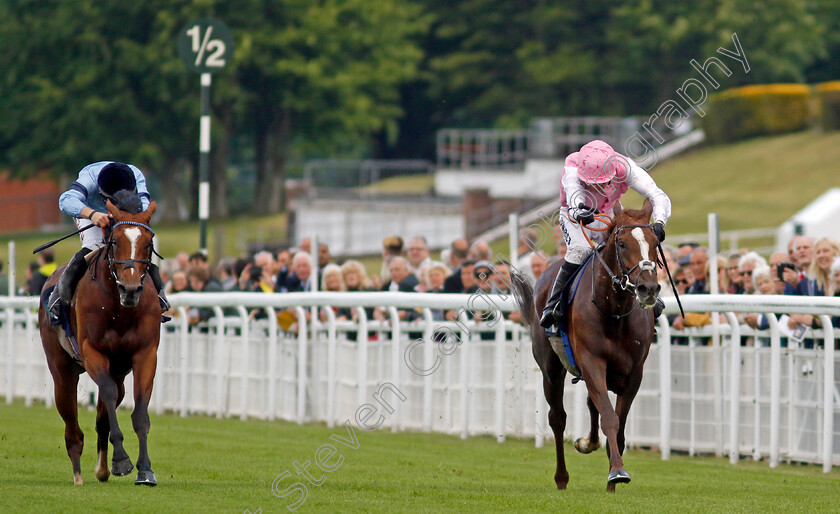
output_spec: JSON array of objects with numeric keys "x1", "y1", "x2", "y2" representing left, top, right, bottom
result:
[
  {"x1": 198, "y1": 72, "x2": 211, "y2": 253},
  {"x1": 177, "y1": 17, "x2": 234, "y2": 254}
]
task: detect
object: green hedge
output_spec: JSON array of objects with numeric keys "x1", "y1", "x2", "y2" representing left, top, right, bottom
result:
[
  {"x1": 815, "y1": 81, "x2": 840, "y2": 131},
  {"x1": 701, "y1": 84, "x2": 812, "y2": 144}
]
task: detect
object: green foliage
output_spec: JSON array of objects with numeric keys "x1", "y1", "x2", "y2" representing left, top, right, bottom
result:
[{"x1": 702, "y1": 84, "x2": 812, "y2": 144}]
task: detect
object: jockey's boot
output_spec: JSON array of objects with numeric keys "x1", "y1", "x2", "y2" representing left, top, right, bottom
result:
[
  {"x1": 653, "y1": 296, "x2": 665, "y2": 319},
  {"x1": 47, "y1": 248, "x2": 92, "y2": 322},
  {"x1": 539, "y1": 261, "x2": 581, "y2": 329},
  {"x1": 147, "y1": 263, "x2": 171, "y2": 323}
]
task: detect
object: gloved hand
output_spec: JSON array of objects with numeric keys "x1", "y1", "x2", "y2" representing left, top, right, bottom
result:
[
  {"x1": 572, "y1": 203, "x2": 598, "y2": 225},
  {"x1": 653, "y1": 221, "x2": 666, "y2": 242}
]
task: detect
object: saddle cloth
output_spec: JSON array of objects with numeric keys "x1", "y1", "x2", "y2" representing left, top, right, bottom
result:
[{"x1": 547, "y1": 252, "x2": 595, "y2": 381}]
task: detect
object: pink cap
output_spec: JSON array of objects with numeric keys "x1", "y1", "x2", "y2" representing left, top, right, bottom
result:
[{"x1": 578, "y1": 140, "x2": 619, "y2": 184}]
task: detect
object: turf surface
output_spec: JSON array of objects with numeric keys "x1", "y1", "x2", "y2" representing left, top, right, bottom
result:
[{"x1": 0, "y1": 400, "x2": 838, "y2": 513}]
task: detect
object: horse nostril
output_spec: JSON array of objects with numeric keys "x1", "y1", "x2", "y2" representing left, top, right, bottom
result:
[
  {"x1": 637, "y1": 285, "x2": 648, "y2": 296},
  {"x1": 655, "y1": 284, "x2": 661, "y2": 295}
]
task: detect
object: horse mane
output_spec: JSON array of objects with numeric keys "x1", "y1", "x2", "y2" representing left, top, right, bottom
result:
[{"x1": 111, "y1": 190, "x2": 143, "y2": 214}]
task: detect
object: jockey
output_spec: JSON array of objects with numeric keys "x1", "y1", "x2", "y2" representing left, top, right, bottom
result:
[
  {"x1": 47, "y1": 161, "x2": 170, "y2": 321},
  {"x1": 539, "y1": 140, "x2": 671, "y2": 330}
]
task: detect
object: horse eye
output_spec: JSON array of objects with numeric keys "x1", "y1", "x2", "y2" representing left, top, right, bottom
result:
[{"x1": 618, "y1": 241, "x2": 625, "y2": 248}]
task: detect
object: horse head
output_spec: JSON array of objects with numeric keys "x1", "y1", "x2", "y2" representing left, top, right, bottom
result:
[
  {"x1": 106, "y1": 199, "x2": 157, "y2": 307},
  {"x1": 609, "y1": 199, "x2": 660, "y2": 309}
]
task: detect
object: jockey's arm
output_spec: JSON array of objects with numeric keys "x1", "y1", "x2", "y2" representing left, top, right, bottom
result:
[
  {"x1": 625, "y1": 159, "x2": 671, "y2": 225},
  {"x1": 561, "y1": 166, "x2": 590, "y2": 214}
]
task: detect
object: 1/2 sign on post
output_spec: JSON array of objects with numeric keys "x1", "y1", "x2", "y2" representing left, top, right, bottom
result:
[{"x1": 177, "y1": 17, "x2": 234, "y2": 74}]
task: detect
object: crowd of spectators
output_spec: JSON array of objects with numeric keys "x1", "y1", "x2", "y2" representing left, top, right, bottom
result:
[
  {"x1": 663, "y1": 234, "x2": 840, "y2": 347},
  {"x1": 1, "y1": 228, "x2": 837, "y2": 347}
]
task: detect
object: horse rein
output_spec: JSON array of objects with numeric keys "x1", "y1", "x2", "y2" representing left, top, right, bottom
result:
[{"x1": 574, "y1": 215, "x2": 659, "y2": 319}]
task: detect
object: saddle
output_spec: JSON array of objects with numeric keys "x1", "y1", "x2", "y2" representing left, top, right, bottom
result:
[{"x1": 547, "y1": 252, "x2": 595, "y2": 382}]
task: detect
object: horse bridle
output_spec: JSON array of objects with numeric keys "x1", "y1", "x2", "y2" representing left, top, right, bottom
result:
[
  {"x1": 105, "y1": 221, "x2": 158, "y2": 287},
  {"x1": 592, "y1": 223, "x2": 658, "y2": 295}
]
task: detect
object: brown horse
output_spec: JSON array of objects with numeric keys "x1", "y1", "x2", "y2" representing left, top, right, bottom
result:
[
  {"x1": 39, "y1": 199, "x2": 161, "y2": 486},
  {"x1": 512, "y1": 199, "x2": 660, "y2": 492}
]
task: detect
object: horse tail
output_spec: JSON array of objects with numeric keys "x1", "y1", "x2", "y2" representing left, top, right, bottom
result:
[{"x1": 510, "y1": 271, "x2": 536, "y2": 326}]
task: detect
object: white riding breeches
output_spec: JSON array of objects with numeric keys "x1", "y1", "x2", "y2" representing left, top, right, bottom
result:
[
  {"x1": 557, "y1": 207, "x2": 609, "y2": 265},
  {"x1": 75, "y1": 218, "x2": 105, "y2": 251}
]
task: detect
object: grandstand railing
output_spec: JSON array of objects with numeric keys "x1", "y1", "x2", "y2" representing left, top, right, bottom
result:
[{"x1": 1, "y1": 293, "x2": 838, "y2": 471}]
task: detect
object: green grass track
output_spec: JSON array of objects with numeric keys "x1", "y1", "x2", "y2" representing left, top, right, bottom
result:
[{"x1": 1, "y1": 400, "x2": 838, "y2": 512}]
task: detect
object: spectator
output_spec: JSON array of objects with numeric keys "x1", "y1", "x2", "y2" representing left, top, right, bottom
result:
[
  {"x1": 448, "y1": 238, "x2": 469, "y2": 270},
  {"x1": 406, "y1": 236, "x2": 432, "y2": 277},
  {"x1": 788, "y1": 235, "x2": 815, "y2": 275},
  {"x1": 443, "y1": 238, "x2": 470, "y2": 293},
  {"x1": 279, "y1": 252, "x2": 313, "y2": 293},
  {"x1": 710, "y1": 255, "x2": 729, "y2": 294},
  {"x1": 788, "y1": 238, "x2": 840, "y2": 335},
  {"x1": 341, "y1": 260, "x2": 374, "y2": 292},
  {"x1": 216, "y1": 257, "x2": 239, "y2": 291},
  {"x1": 768, "y1": 251, "x2": 796, "y2": 295},
  {"x1": 424, "y1": 262, "x2": 451, "y2": 294},
  {"x1": 726, "y1": 252, "x2": 745, "y2": 294},
  {"x1": 738, "y1": 252, "x2": 768, "y2": 295},
  {"x1": 491, "y1": 262, "x2": 512, "y2": 295},
  {"x1": 677, "y1": 242, "x2": 700, "y2": 266},
  {"x1": 686, "y1": 247, "x2": 709, "y2": 294},
  {"x1": 793, "y1": 237, "x2": 840, "y2": 297},
  {"x1": 186, "y1": 266, "x2": 224, "y2": 326},
  {"x1": 516, "y1": 228, "x2": 540, "y2": 280},
  {"x1": 658, "y1": 245, "x2": 678, "y2": 297},
  {"x1": 673, "y1": 266, "x2": 694, "y2": 296},
  {"x1": 274, "y1": 249, "x2": 291, "y2": 290},
  {"x1": 163, "y1": 269, "x2": 191, "y2": 320},
  {"x1": 531, "y1": 253, "x2": 549, "y2": 282},
  {"x1": 743, "y1": 265, "x2": 795, "y2": 346},
  {"x1": 320, "y1": 264, "x2": 351, "y2": 323},
  {"x1": 189, "y1": 251, "x2": 222, "y2": 288},
  {"x1": 375, "y1": 235, "x2": 403, "y2": 290},
  {"x1": 175, "y1": 251, "x2": 190, "y2": 272},
  {"x1": 29, "y1": 249, "x2": 55, "y2": 296},
  {"x1": 468, "y1": 240, "x2": 492, "y2": 262},
  {"x1": 382, "y1": 257, "x2": 419, "y2": 292},
  {"x1": 473, "y1": 260, "x2": 497, "y2": 294}
]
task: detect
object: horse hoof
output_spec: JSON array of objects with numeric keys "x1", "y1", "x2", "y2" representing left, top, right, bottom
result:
[
  {"x1": 73, "y1": 472, "x2": 83, "y2": 486},
  {"x1": 607, "y1": 468, "x2": 631, "y2": 485},
  {"x1": 96, "y1": 467, "x2": 110, "y2": 482},
  {"x1": 111, "y1": 457, "x2": 134, "y2": 476},
  {"x1": 135, "y1": 470, "x2": 157, "y2": 486},
  {"x1": 574, "y1": 437, "x2": 600, "y2": 454}
]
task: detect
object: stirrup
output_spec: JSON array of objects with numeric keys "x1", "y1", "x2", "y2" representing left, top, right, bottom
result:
[
  {"x1": 47, "y1": 295, "x2": 62, "y2": 323},
  {"x1": 158, "y1": 294, "x2": 171, "y2": 312}
]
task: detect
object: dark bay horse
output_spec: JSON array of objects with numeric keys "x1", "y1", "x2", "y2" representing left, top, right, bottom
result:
[
  {"x1": 39, "y1": 200, "x2": 161, "y2": 486},
  {"x1": 512, "y1": 199, "x2": 660, "y2": 492}
]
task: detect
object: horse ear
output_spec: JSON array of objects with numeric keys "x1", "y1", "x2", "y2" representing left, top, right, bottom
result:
[
  {"x1": 106, "y1": 200, "x2": 119, "y2": 218},
  {"x1": 642, "y1": 197, "x2": 653, "y2": 221},
  {"x1": 613, "y1": 202, "x2": 624, "y2": 217},
  {"x1": 142, "y1": 201, "x2": 157, "y2": 222}
]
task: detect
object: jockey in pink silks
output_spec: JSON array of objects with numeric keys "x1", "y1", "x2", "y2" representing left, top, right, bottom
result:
[{"x1": 539, "y1": 139, "x2": 672, "y2": 329}]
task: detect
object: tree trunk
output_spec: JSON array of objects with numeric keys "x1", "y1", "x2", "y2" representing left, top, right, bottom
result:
[
  {"x1": 253, "y1": 110, "x2": 290, "y2": 214},
  {"x1": 156, "y1": 156, "x2": 190, "y2": 223}
]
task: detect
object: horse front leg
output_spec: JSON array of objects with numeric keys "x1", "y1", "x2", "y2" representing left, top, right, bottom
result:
[
  {"x1": 94, "y1": 380, "x2": 125, "y2": 482},
  {"x1": 85, "y1": 348, "x2": 134, "y2": 477},
  {"x1": 614, "y1": 372, "x2": 644, "y2": 458},
  {"x1": 578, "y1": 356, "x2": 629, "y2": 491},
  {"x1": 575, "y1": 395, "x2": 601, "y2": 454},
  {"x1": 542, "y1": 373, "x2": 569, "y2": 489},
  {"x1": 131, "y1": 346, "x2": 158, "y2": 486}
]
